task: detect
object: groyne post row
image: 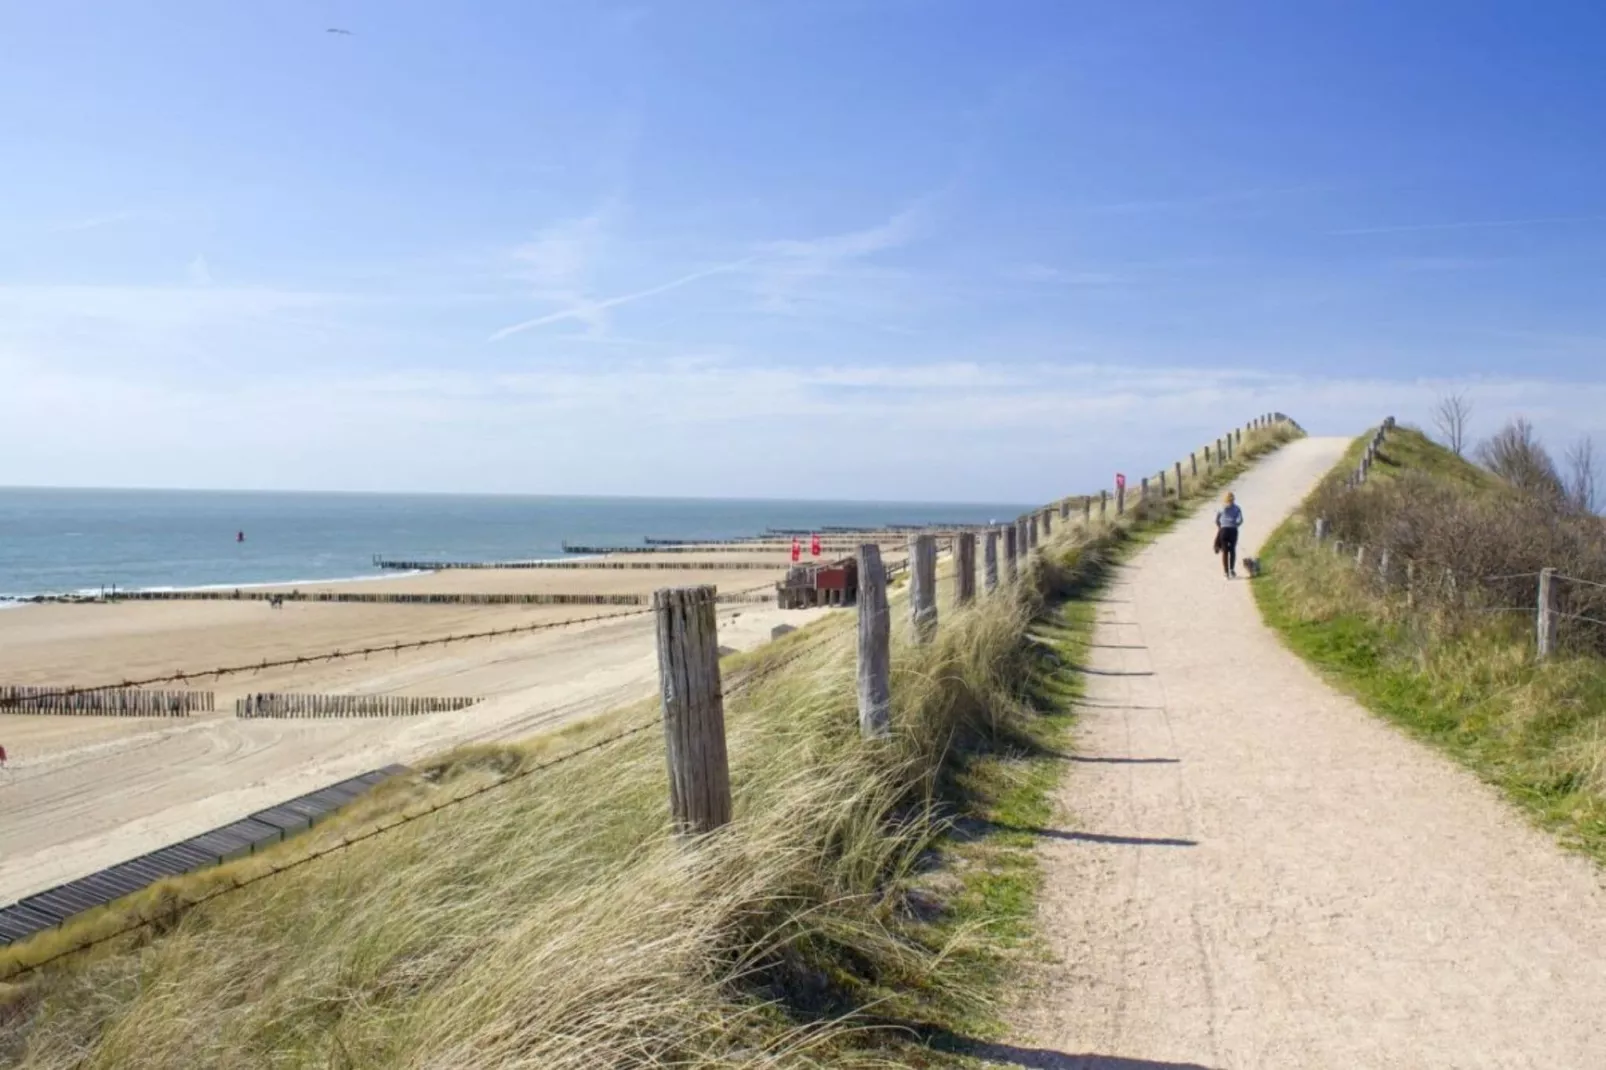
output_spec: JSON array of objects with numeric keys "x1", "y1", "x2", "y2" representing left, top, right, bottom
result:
[
  {"x1": 371, "y1": 559, "x2": 792, "y2": 572},
  {"x1": 235, "y1": 693, "x2": 480, "y2": 719},
  {"x1": 34, "y1": 589, "x2": 773, "y2": 608},
  {"x1": 0, "y1": 685, "x2": 212, "y2": 716}
]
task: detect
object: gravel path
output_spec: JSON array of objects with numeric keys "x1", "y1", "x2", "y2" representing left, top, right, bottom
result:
[{"x1": 1000, "y1": 437, "x2": 1606, "y2": 1070}]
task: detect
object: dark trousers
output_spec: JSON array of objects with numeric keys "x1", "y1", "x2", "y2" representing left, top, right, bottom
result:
[{"x1": 1218, "y1": 527, "x2": 1239, "y2": 573}]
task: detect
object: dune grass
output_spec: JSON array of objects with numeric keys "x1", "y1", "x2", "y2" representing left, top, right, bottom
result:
[
  {"x1": 1256, "y1": 427, "x2": 1606, "y2": 864},
  {"x1": 0, "y1": 422, "x2": 1301, "y2": 1069}
]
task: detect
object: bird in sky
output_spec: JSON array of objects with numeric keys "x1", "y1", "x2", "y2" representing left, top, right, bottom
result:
[{"x1": 326, "y1": 28, "x2": 354, "y2": 35}]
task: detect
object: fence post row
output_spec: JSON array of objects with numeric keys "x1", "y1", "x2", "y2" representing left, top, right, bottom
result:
[
  {"x1": 1537, "y1": 567, "x2": 1558, "y2": 659},
  {"x1": 955, "y1": 531, "x2": 976, "y2": 605},
  {"x1": 653, "y1": 585, "x2": 732, "y2": 834},
  {"x1": 856, "y1": 544, "x2": 892, "y2": 739},
  {"x1": 983, "y1": 529, "x2": 999, "y2": 592},
  {"x1": 910, "y1": 534, "x2": 938, "y2": 643}
]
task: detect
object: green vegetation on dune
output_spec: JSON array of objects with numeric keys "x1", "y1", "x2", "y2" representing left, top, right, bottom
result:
[
  {"x1": 1256, "y1": 426, "x2": 1606, "y2": 864},
  {"x1": 1, "y1": 423, "x2": 1300, "y2": 1069}
]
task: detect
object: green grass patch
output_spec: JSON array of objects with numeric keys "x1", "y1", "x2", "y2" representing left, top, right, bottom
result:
[{"x1": 1256, "y1": 433, "x2": 1606, "y2": 865}]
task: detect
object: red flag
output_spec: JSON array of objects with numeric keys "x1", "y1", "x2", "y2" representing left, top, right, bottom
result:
[
  {"x1": 1115, "y1": 473, "x2": 1126, "y2": 490},
  {"x1": 810, "y1": 533, "x2": 821, "y2": 557},
  {"x1": 791, "y1": 537, "x2": 801, "y2": 562}
]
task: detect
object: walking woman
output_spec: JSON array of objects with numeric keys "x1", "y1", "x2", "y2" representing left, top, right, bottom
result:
[{"x1": 1215, "y1": 492, "x2": 1243, "y2": 578}]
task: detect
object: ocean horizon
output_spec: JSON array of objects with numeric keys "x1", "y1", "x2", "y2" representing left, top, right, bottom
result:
[{"x1": 0, "y1": 486, "x2": 1033, "y2": 599}]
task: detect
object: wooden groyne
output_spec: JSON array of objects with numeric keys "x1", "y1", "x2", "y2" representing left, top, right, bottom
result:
[
  {"x1": 89, "y1": 590, "x2": 643, "y2": 606},
  {"x1": 376, "y1": 559, "x2": 786, "y2": 573},
  {"x1": 236, "y1": 693, "x2": 479, "y2": 719},
  {"x1": 38, "y1": 589, "x2": 776, "y2": 608},
  {"x1": 0, "y1": 685, "x2": 212, "y2": 716}
]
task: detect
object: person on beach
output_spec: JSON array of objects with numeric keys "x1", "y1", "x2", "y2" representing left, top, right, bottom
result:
[{"x1": 1214, "y1": 492, "x2": 1243, "y2": 578}]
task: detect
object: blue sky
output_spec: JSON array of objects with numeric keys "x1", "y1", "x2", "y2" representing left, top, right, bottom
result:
[{"x1": 3, "y1": 0, "x2": 1605, "y2": 499}]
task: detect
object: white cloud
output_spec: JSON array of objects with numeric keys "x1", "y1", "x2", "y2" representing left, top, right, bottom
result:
[{"x1": 4, "y1": 344, "x2": 1602, "y2": 502}]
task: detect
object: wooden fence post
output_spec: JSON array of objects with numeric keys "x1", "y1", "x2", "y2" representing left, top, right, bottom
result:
[
  {"x1": 1140, "y1": 476, "x2": 1149, "y2": 502},
  {"x1": 1042, "y1": 508, "x2": 1053, "y2": 537},
  {"x1": 1100, "y1": 490, "x2": 1107, "y2": 517},
  {"x1": 1355, "y1": 545, "x2": 1366, "y2": 569},
  {"x1": 1190, "y1": 452, "x2": 1198, "y2": 478},
  {"x1": 955, "y1": 531, "x2": 976, "y2": 606},
  {"x1": 1084, "y1": 496, "x2": 1092, "y2": 523},
  {"x1": 856, "y1": 545, "x2": 891, "y2": 738},
  {"x1": 1004, "y1": 524, "x2": 1018, "y2": 583},
  {"x1": 1017, "y1": 517, "x2": 1029, "y2": 559},
  {"x1": 1537, "y1": 567, "x2": 1557, "y2": 659},
  {"x1": 1227, "y1": 434, "x2": 1235, "y2": 460},
  {"x1": 1405, "y1": 560, "x2": 1415, "y2": 608},
  {"x1": 1378, "y1": 547, "x2": 1391, "y2": 587},
  {"x1": 653, "y1": 585, "x2": 732, "y2": 834},
  {"x1": 983, "y1": 529, "x2": 999, "y2": 592},
  {"x1": 1314, "y1": 517, "x2": 1329, "y2": 542},
  {"x1": 1059, "y1": 499, "x2": 1069, "y2": 520},
  {"x1": 1174, "y1": 461, "x2": 1183, "y2": 494},
  {"x1": 1116, "y1": 481, "x2": 1126, "y2": 515},
  {"x1": 1029, "y1": 514, "x2": 1039, "y2": 549},
  {"x1": 909, "y1": 534, "x2": 937, "y2": 643}
]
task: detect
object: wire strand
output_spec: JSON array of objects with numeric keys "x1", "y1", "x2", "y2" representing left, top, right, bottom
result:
[
  {"x1": 0, "y1": 713, "x2": 665, "y2": 981},
  {"x1": 1553, "y1": 573, "x2": 1606, "y2": 591}
]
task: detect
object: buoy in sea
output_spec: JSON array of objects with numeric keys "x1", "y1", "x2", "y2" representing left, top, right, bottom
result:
[{"x1": 237, "y1": 531, "x2": 245, "y2": 543}]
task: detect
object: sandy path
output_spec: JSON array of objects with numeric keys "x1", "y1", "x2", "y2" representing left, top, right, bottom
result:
[{"x1": 1004, "y1": 438, "x2": 1606, "y2": 1069}]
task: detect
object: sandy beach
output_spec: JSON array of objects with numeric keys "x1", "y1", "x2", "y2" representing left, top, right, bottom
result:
[{"x1": 0, "y1": 547, "x2": 872, "y2": 906}]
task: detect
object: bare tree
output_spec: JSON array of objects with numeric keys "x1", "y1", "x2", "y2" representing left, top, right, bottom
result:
[
  {"x1": 1477, "y1": 417, "x2": 1566, "y2": 500},
  {"x1": 1433, "y1": 391, "x2": 1472, "y2": 456},
  {"x1": 1565, "y1": 435, "x2": 1598, "y2": 514}
]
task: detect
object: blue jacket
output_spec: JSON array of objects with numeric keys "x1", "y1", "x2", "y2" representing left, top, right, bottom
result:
[{"x1": 1216, "y1": 504, "x2": 1243, "y2": 529}]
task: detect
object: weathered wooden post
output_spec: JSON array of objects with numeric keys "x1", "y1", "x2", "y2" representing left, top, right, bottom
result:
[
  {"x1": 1174, "y1": 461, "x2": 1183, "y2": 495},
  {"x1": 1017, "y1": 516, "x2": 1030, "y2": 559},
  {"x1": 856, "y1": 545, "x2": 891, "y2": 739},
  {"x1": 983, "y1": 529, "x2": 999, "y2": 592},
  {"x1": 1100, "y1": 489, "x2": 1108, "y2": 517},
  {"x1": 1084, "y1": 496, "x2": 1092, "y2": 522},
  {"x1": 1029, "y1": 514, "x2": 1039, "y2": 549},
  {"x1": 1215, "y1": 439, "x2": 1222, "y2": 465},
  {"x1": 1236, "y1": 428, "x2": 1243, "y2": 447},
  {"x1": 1116, "y1": 480, "x2": 1126, "y2": 515},
  {"x1": 1405, "y1": 559, "x2": 1416, "y2": 608},
  {"x1": 1042, "y1": 508, "x2": 1053, "y2": 537},
  {"x1": 1227, "y1": 434, "x2": 1235, "y2": 460},
  {"x1": 955, "y1": 531, "x2": 976, "y2": 606},
  {"x1": 1378, "y1": 548, "x2": 1391, "y2": 587},
  {"x1": 1314, "y1": 517, "x2": 1329, "y2": 542},
  {"x1": 1190, "y1": 451, "x2": 1198, "y2": 478},
  {"x1": 1355, "y1": 545, "x2": 1367, "y2": 569},
  {"x1": 1060, "y1": 499, "x2": 1069, "y2": 521},
  {"x1": 1003, "y1": 524, "x2": 1018, "y2": 582},
  {"x1": 909, "y1": 534, "x2": 937, "y2": 643},
  {"x1": 653, "y1": 585, "x2": 732, "y2": 834},
  {"x1": 1537, "y1": 567, "x2": 1558, "y2": 659}
]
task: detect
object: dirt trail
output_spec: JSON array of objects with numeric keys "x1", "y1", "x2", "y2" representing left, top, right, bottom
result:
[{"x1": 1006, "y1": 437, "x2": 1606, "y2": 1069}]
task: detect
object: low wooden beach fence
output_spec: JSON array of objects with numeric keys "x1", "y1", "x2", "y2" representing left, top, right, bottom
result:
[
  {"x1": 0, "y1": 685, "x2": 212, "y2": 716},
  {"x1": 235, "y1": 693, "x2": 479, "y2": 719}
]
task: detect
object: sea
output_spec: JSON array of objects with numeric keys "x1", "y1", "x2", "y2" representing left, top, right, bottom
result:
[{"x1": 0, "y1": 487, "x2": 1031, "y2": 600}]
